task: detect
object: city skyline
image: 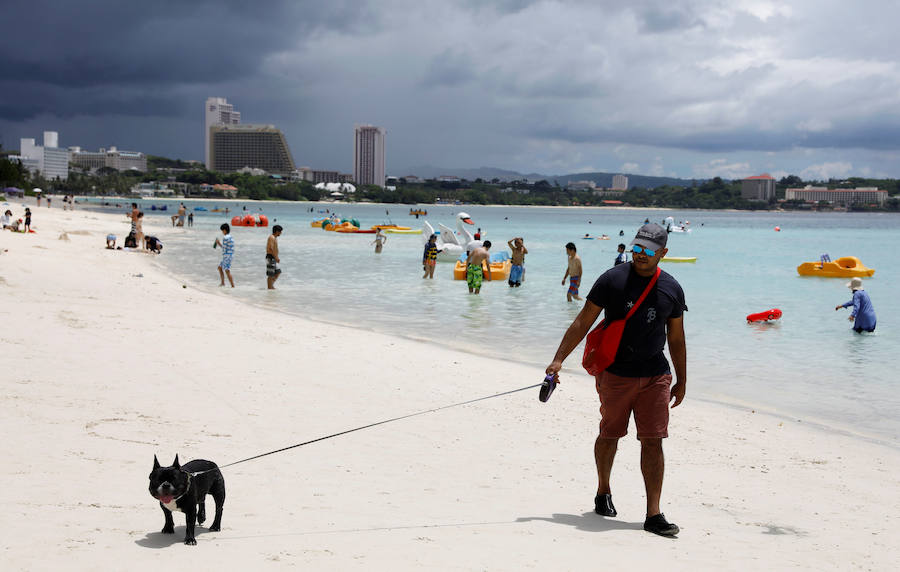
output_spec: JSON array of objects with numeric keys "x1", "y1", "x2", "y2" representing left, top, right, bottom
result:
[{"x1": 3, "y1": 1, "x2": 900, "y2": 180}]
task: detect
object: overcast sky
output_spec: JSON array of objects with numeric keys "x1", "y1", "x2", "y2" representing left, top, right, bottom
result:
[{"x1": 3, "y1": 0, "x2": 900, "y2": 180}]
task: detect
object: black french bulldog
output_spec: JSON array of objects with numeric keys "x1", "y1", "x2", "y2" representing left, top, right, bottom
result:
[{"x1": 148, "y1": 455, "x2": 226, "y2": 545}]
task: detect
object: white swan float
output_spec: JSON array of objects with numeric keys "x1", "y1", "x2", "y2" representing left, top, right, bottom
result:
[
  {"x1": 664, "y1": 216, "x2": 691, "y2": 233},
  {"x1": 422, "y1": 212, "x2": 481, "y2": 262}
]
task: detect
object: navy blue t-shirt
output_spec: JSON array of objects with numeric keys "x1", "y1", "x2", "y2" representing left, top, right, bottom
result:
[{"x1": 586, "y1": 262, "x2": 686, "y2": 377}]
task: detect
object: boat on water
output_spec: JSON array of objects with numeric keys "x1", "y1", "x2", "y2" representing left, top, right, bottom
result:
[{"x1": 797, "y1": 256, "x2": 874, "y2": 278}]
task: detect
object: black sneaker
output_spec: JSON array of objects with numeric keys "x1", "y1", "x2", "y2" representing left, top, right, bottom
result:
[
  {"x1": 644, "y1": 513, "x2": 679, "y2": 537},
  {"x1": 594, "y1": 493, "x2": 617, "y2": 517}
]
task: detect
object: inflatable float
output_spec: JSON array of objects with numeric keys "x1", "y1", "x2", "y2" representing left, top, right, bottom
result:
[
  {"x1": 453, "y1": 252, "x2": 512, "y2": 281},
  {"x1": 796, "y1": 256, "x2": 874, "y2": 278},
  {"x1": 661, "y1": 257, "x2": 697, "y2": 263},
  {"x1": 384, "y1": 228, "x2": 422, "y2": 234},
  {"x1": 746, "y1": 308, "x2": 782, "y2": 323},
  {"x1": 231, "y1": 214, "x2": 268, "y2": 227}
]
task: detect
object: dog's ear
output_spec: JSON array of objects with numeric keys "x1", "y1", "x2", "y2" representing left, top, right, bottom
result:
[
  {"x1": 173, "y1": 455, "x2": 180, "y2": 469},
  {"x1": 153, "y1": 455, "x2": 160, "y2": 470}
]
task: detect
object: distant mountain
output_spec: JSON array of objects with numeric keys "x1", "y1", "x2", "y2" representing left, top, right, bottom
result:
[{"x1": 401, "y1": 165, "x2": 699, "y2": 189}]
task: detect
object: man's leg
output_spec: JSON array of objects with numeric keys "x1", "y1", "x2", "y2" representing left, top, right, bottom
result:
[
  {"x1": 218, "y1": 266, "x2": 225, "y2": 286},
  {"x1": 225, "y1": 269, "x2": 234, "y2": 288},
  {"x1": 595, "y1": 436, "x2": 618, "y2": 494},
  {"x1": 639, "y1": 437, "x2": 664, "y2": 517}
]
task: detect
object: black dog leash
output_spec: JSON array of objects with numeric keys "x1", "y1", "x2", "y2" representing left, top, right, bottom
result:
[{"x1": 190, "y1": 382, "x2": 544, "y2": 476}]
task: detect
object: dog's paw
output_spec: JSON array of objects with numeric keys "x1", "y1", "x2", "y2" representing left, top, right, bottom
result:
[
  {"x1": 184, "y1": 538, "x2": 197, "y2": 546},
  {"x1": 161, "y1": 526, "x2": 175, "y2": 534}
]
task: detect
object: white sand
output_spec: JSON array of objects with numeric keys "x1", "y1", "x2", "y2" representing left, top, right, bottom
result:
[{"x1": 1, "y1": 200, "x2": 898, "y2": 570}]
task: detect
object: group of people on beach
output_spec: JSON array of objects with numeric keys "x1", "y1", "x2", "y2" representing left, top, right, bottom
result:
[
  {"x1": 213, "y1": 222, "x2": 283, "y2": 289},
  {"x1": 1, "y1": 207, "x2": 31, "y2": 232}
]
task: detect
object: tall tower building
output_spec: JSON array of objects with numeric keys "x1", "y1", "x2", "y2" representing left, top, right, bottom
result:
[
  {"x1": 205, "y1": 97, "x2": 241, "y2": 169},
  {"x1": 353, "y1": 124, "x2": 386, "y2": 187},
  {"x1": 611, "y1": 174, "x2": 629, "y2": 191}
]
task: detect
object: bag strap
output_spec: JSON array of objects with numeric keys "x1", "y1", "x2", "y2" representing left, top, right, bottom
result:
[{"x1": 624, "y1": 266, "x2": 661, "y2": 321}]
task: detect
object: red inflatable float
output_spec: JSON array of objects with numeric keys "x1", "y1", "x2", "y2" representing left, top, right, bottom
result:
[
  {"x1": 231, "y1": 214, "x2": 269, "y2": 227},
  {"x1": 746, "y1": 308, "x2": 782, "y2": 323}
]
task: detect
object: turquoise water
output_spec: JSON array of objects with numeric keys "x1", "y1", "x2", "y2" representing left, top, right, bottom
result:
[{"x1": 98, "y1": 200, "x2": 899, "y2": 444}]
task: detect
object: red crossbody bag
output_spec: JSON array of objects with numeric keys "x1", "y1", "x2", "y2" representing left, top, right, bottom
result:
[{"x1": 582, "y1": 267, "x2": 661, "y2": 377}]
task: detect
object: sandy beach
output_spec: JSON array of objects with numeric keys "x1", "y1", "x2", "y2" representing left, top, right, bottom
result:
[{"x1": 1, "y1": 200, "x2": 898, "y2": 571}]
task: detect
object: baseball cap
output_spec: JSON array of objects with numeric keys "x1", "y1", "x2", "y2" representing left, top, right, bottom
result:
[{"x1": 630, "y1": 223, "x2": 668, "y2": 251}]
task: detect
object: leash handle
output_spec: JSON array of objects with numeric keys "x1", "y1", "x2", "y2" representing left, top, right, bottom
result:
[{"x1": 190, "y1": 382, "x2": 543, "y2": 476}]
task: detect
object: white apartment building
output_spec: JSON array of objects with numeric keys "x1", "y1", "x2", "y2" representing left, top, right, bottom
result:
[
  {"x1": 353, "y1": 124, "x2": 386, "y2": 187},
  {"x1": 611, "y1": 174, "x2": 629, "y2": 191},
  {"x1": 785, "y1": 186, "x2": 887, "y2": 206},
  {"x1": 205, "y1": 97, "x2": 242, "y2": 169},
  {"x1": 70, "y1": 146, "x2": 147, "y2": 172},
  {"x1": 19, "y1": 131, "x2": 68, "y2": 181}
]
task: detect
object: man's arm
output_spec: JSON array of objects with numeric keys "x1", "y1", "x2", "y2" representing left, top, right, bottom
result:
[
  {"x1": 545, "y1": 300, "x2": 603, "y2": 377},
  {"x1": 666, "y1": 315, "x2": 687, "y2": 408}
]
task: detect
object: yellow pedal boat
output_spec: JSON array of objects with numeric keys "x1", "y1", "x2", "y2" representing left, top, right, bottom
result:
[
  {"x1": 453, "y1": 257, "x2": 512, "y2": 281},
  {"x1": 796, "y1": 256, "x2": 875, "y2": 278}
]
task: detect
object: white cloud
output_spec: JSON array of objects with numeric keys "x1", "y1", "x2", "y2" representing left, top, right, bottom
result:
[
  {"x1": 800, "y1": 161, "x2": 853, "y2": 181},
  {"x1": 692, "y1": 158, "x2": 753, "y2": 179}
]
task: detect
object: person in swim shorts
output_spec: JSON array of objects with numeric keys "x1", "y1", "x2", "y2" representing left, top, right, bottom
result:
[
  {"x1": 507, "y1": 237, "x2": 527, "y2": 287},
  {"x1": 215, "y1": 223, "x2": 235, "y2": 287},
  {"x1": 266, "y1": 225, "x2": 282, "y2": 289},
  {"x1": 466, "y1": 240, "x2": 491, "y2": 294},
  {"x1": 562, "y1": 242, "x2": 583, "y2": 302}
]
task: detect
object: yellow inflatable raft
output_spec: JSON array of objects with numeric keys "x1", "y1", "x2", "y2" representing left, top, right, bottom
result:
[{"x1": 796, "y1": 256, "x2": 875, "y2": 278}]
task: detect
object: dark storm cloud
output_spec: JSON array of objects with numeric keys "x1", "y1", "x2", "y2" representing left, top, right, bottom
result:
[{"x1": 0, "y1": 0, "x2": 374, "y2": 120}]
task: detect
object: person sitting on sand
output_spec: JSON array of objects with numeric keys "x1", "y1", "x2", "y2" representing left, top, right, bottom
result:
[
  {"x1": 145, "y1": 235, "x2": 163, "y2": 254},
  {"x1": 106, "y1": 234, "x2": 117, "y2": 249},
  {"x1": 1, "y1": 210, "x2": 12, "y2": 229}
]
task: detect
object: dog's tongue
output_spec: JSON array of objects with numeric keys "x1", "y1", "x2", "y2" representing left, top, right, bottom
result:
[{"x1": 159, "y1": 495, "x2": 174, "y2": 504}]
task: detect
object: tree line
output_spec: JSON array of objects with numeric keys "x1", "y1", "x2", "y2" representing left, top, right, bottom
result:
[{"x1": 1, "y1": 151, "x2": 898, "y2": 211}]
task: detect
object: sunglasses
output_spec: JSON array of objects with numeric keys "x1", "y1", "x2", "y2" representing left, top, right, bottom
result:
[{"x1": 632, "y1": 245, "x2": 657, "y2": 257}]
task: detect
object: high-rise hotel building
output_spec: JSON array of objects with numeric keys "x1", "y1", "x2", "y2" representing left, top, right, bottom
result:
[
  {"x1": 209, "y1": 124, "x2": 296, "y2": 175},
  {"x1": 205, "y1": 97, "x2": 242, "y2": 169},
  {"x1": 353, "y1": 124, "x2": 386, "y2": 187}
]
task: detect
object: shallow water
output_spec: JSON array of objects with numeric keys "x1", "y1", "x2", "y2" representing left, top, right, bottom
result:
[{"x1": 93, "y1": 200, "x2": 900, "y2": 444}]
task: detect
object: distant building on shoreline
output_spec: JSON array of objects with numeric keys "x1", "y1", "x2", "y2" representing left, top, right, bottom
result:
[
  {"x1": 611, "y1": 174, "x2": 629, "y2": 191},
  {"x1": 208, "y1": 124, "x2": 296, "y2": 175},
  {"x1": 785, "y1": 186, "x2": 887, "y2": 207},
  {"x1": 353, "y1": 124, "x2": 386, "y2": 187},
  {"x1": 70, "y1": 146, "x2": 147, "y2": 172},
  {"x1": 205, "y1": 97, "x2": 241, "y2": 169},
  {"x1": 292, "y1": 167, "x2": 353, "y2": 184},
  {"x1": 15, "y1": 131, "x2": 68, "y2": 181},
  {"x1": 741, "y1": 174, "x2": 776, "y2": 201}
]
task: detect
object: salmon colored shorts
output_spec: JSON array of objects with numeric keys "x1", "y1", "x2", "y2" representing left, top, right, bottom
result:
[{"x1": 596, "y1": 371, "x2": 672, "y2": 439}]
